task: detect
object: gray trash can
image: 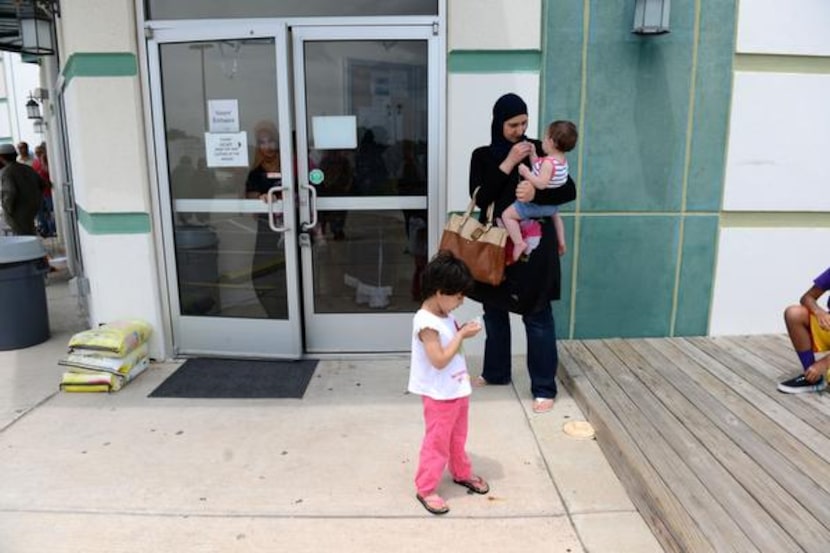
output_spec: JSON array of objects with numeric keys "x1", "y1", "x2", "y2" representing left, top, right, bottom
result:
[
  {"x1": 0, "y1": 236, "x2": 50, "y2": 350},
  {"x1": 175, "y1": 225, "x2": 219, "y2": 315}
]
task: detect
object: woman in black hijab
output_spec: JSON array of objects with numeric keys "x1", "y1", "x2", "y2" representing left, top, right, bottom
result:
[{"x1": 467, "y1": 93, "x2": 576, "y2": 413}]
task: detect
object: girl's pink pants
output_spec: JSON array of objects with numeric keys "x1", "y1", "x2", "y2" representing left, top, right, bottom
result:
[{"x1": 415, "y1": 395, "x2": 472, "y2": 495}]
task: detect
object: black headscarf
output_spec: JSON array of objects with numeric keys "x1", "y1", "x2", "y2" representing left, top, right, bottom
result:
[{"x1": 489, "y1": 93, "x2": 528, "y2": 161}]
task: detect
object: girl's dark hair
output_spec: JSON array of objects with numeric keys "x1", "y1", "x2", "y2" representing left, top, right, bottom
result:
[
  {"x1": 547, "y1": 120, "x2": 578, "y2": 152},
  {"x1": 419, "y1": 250, "x2": 474, "y2": 301}
]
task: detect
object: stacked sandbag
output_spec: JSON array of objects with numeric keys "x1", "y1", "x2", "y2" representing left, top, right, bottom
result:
[{"x1": 59, "y1": 320, "x2": 153, "y2": 393}]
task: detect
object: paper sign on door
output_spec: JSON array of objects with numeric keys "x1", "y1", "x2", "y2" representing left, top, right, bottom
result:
[
  {"x1": 208, "y1": 99, "x2": 240, "y2": 133},
  {"x1": 205, "y1": 132, "x2": 248, "y2": 167}
]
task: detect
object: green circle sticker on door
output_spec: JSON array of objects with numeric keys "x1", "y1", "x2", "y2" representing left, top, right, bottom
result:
[{"x1": 309, "y1": 168, "x2": 324, "y2": 185}]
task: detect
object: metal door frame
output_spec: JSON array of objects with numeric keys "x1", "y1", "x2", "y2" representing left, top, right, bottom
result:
[
  {"x1": 146, "y1": 21, "x2": 303, "y2": 358},
  {"x1": 292, "y1": 24, "x2": 440, "y2": 352}
]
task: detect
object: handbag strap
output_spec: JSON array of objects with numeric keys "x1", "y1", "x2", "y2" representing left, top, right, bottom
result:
[{"x1": 468, "y1": 187, "x2": 496, "y2": 228}]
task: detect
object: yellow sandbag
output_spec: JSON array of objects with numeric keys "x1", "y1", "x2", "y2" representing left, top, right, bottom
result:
[
  {"x1": 60, "y1": 343, "x2": 149, "y2": 374},
  {"x1": 59, "y1": 356, "x2": 149, "y2": 392},
  {"x1": 68, "y1": 320, "x2": 153, "y2": 357},
  {"x1": 60, "y1": 384, "x2": 111, "y2": 393},
  {"x1": 60, "y1": 372, "x2": 115, "y2": 386}
]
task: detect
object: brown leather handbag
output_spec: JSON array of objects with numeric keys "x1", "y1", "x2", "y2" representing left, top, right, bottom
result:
[{"x1": 438, "y1": 187, "x2": 507, "y2": 286}]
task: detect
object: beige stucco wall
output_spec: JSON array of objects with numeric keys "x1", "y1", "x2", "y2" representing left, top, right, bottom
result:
[
  {"x1": 448, "y1": 0, "x2": 540, "y2": 50},
  {"x1": 712, "y1": 0, "x2": 830, "y2": 335},
  {"x1": 57, "y1": 0, "x2": 165, "y2": 357}
]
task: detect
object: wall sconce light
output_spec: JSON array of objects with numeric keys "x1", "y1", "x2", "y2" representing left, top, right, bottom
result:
[
  {"x1": 32, "y1": 87, "x2": 49, "y2": 101},
  {"x1": 632, "y1": 0, "x2": 670, "y2": 35},
  {"x1": 33, "y1": 119, "x2": 46, "y2": 134},
  {"x1": 26, "y1": 95, "x2": 42, "y2": 120},
  {"x1": 17, "y1": 0, "x2": 60, "y2": 56}
]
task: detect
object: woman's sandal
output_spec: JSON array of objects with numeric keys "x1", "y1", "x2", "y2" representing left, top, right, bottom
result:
[
  {"x1": 416, "y1": 493, "x2": 450, "y2": 515},
  {"x1": 532, "y1": 398, "x2": 555, "y2": 414},
  {"x1": 472, "y1": 376, "x2": 489, "y2": 388},
  {"x1": 453, "y1": 474, "x2": 490, "y2": 495}
]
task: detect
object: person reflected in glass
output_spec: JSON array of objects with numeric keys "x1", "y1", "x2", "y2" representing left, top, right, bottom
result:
[
  {"x1": 191, "y1": 157, "x2": 218, "y2": 224},
  {"x1": 171, "y1": 155, "x2": 196, "y2": 225},
  {"x1": 396, "y1": 139, "x2": 427, "y2": 300},
  {"x1": 245, "y1": 121, "x2": 287, "y2": 318},
  {"x1": 317, "y1": 148, "x2": 353, "y2": 241},
  {"x1": 398, "y1": 138, "x2": 426, "y2": 232},
  {"x1": 354, "y1": 127, "x2": 389, "y2": 196}
]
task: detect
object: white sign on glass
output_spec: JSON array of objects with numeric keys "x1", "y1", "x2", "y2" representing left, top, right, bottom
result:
[
  {"x1": 312, "y1": 115, "x2": 357, "y2": 150},
  {"x1": 205, "y1": 132, "x2": 248, "y2": 167},
  {"x1": 208, "y1": 99, "x2": 239, "y2": 133}
]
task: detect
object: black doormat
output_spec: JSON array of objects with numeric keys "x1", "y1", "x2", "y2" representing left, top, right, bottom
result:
[{"x1": 149, "y1": 358, "x2": 318, "y2": 399}]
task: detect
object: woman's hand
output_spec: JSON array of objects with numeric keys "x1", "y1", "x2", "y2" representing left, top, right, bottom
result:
[
  {"x1": 509, "y1": 141, "x2": 533, "y2": 164},
  {"x1": 516, "y1": 180, "x2": 536, "y2": 203},
  {"x1": 499, "y1": 141, "x2": 533, "y2": 174}
]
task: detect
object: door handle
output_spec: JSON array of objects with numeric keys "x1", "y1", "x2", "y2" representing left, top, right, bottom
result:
[
  {"x1": 300, "y1": 183, "x2": 318, "y2": 231},
  {"x1": 62, "y1": 183, "x2": 76, "y2": 213},
  {"x1": 266, "y1": 185, "x2": 288, "y2": 233}
]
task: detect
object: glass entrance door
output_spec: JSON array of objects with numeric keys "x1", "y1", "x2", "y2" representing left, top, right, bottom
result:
[
  {"x1": 293, "y1": 26, "x2": 437, "y2": 352},
  {"x1": 148, "y1": 22, "x2": 437, "y2": 356},
  {"x1": 148, "y1": 23, "x2": 302, "y2": 357}
]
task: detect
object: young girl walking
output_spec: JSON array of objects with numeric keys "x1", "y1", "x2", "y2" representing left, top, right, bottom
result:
[{"x1": 409, "y1": 251, "x2": 490, "y2": 515}]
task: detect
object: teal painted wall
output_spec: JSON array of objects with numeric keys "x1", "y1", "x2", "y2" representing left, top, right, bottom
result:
[{"x1": 543, "y1": 0, "x2": 735, "y2": 338}]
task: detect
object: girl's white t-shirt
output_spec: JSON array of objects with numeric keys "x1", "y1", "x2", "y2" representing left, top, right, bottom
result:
[{"x1": 408, "y1": 309, "x2": 472, "y2": 400}]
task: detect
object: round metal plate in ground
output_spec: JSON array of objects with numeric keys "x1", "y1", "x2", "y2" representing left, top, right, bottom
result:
[{"x1": 563, "y1": 420, "x2": 595, "y2": 439}]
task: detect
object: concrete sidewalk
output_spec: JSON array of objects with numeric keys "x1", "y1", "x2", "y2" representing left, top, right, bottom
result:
[{"x1": 0, "y1": 276, "x2": 662, "y2": 552}]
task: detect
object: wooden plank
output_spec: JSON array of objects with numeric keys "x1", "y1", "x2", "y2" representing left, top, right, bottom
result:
[
  {"x1": 686, "y1": 337, "x2": 830, "y2": 459},
  {"x1": 731, "y1": 335, "x2": 799, "y2": 376},
  {"x1": 656, "y1": 338, "x2": 830, "y2": 528},
  {"x1": 599, "y1": 338, "x2": 796, "y2": 551},
  {"x1": 702, "y1": 336, "x2": 830, "y2": 430},
  {"x1": 567, "y1": 341, "x2": 748, "y2": 551},
  {"x1": 768, "y1": 333, "x2": 800, "y2": 352},
  {"x1": 623, "y1": 339, "x2": 825, "y2": 552},
  {"x1": 558, "y1": 341, "x2": 712, "y2": 553},
  {"x1": 715, "y1": 335, "x2": 791, "y2": 380}
]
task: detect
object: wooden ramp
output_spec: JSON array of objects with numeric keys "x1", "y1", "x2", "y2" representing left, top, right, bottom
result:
[{"x1": 558, "y1": 335, "x2": 830, "y2": 553}]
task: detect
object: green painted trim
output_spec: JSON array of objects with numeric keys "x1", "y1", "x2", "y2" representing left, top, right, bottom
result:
[
  {"x1": 671, "y1": 0, "x2": 703, "y2": 337},
  {"x1": 734, "y1": 54, "x2": 830, "y2": 74},
  {"x1": 567, "y1": 0, "x2": 591, "y2": 339},
  {"x1": 448, "y1": 50, "x2": 541, "y2": 73},
  {"x1": 721, "y1": 212, "x2": 830, "y2": 228},
  {"x1": 62, "y1": 53, "x2": 137, "y2": 87},
  {"x1": 77, "y1": 205, "x2": 150, "y2": 235}
]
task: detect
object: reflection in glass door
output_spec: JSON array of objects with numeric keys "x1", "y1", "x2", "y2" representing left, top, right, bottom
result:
[
  {"x1": 148, "y1": 24, "x2": 302, "y2": 357},
  {"x1": 294, "y1": 27, "x2": 437, "y2": 352}
]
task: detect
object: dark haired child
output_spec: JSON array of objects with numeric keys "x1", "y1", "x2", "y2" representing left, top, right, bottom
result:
[
  {"x1": 501, "y1": 119, "x2": 578, "y2": 262},
  {"x1": 409, "y1": 251, "x2": 489, "y2": 515}
]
